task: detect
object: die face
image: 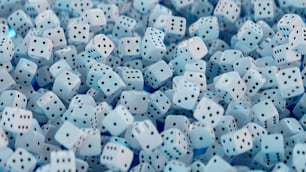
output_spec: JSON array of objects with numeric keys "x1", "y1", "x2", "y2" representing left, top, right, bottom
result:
[
  {"x1": 6, "y1": 148, "x2": 37, "y2": 172},
  {"x1": 213, "y1": 0, "x2": 241, "y2": 23},
  {"x1": 43, "y1": 27, "x2": 67, "y2": 50},
  {"x1": 160, "y1": 128, "x2": 188, "y2": 158},
  {"x1": 85, "y1": 34, "x2": 114, "y2": 61},
  {"x1": 254, "y1": 0, "x2": 274, "y2": 21},
  {"x1": 68, "y1": 23, "x2": 90, "y2": 45},
  {"x1": 277, "y1": 14, "x2": 304, "y2": 38},
  {"x1": 237, "y1": 21, "x2": 263, "y2": 47},
  {"x1": 214, "y1": 71, "x2": 246, "y2": 102},
  {"x1": 54, "y1": 121, "x2": 84, "y2": 150},
  {"x1": 173, "y1": 79, "x2": 200, "y2": 110},
  {"x1": 8, "y1": 10, "x2": 33, "y2": 36},
  {"x1": 0, "y1": 90, "x2": 27, "y2": 111},
  {"x1": 188, "y1": 124, "x2": 215, "y2": 149},
  {"x1": 242, "y1": 68, "x2": 266, "y2": 96},
  {"x1": 97, "y1": 71, "x2": 126, "y2": 96},
  {"x1": 1, "y1": 107, "x2": 32, "y2": 133},
  {"x1": 28, "y1": 36, "x2": 53, "y2": 61},
  {"x1": 120, "y1": 91, "x2": 149, "y2": 114},
  {"x1": 132, "y1": 120, "x2": 162, "y2": 151},
  {"x1": 260, "y1": 134, "x2": 284, "y2": 163},
  {"x1": 101, "y1": 142, "x2": 134, "y2": 171},
  {"x1": 221, "y1": 129, "x2": 253, "y2": 156},
  {"x1": 194, "y1": 97, "x2": 224, "y2": 127},
  {"x1": 252, "y1": 100, "x2": 279, "y2": 129},
  {"x1": 165, "y1": 16, "x2": 186, "y2": 39},
  {"x1": 53, "y1": 71, "x2": 81, "y2": 101},
  {"x1": 102, "y1": 105, "x2": 134, "y2": 136},
  {"x1": 78, "y1": 129, "x2": 101, "y2": 156},
  {"x1": 276, "y1": 67, "x2": 304, "y2": 98},
  {"x1": 50, "y1": 150, "x2": 76, "y2": 172}
]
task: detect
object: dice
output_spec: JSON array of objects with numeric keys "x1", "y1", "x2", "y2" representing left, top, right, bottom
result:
[
  {"x1": 12, "y1": 58, "x2": 37, "y2": 85},
  {"x1": 28, "y1": 36, "x2": 53, "y2": 61},
  {"x1": 276, "y1": 67, "x2": 304, "y2": 98},
  {"x1": 144, "y1": 60, "x2": 173, "y2": 89},
  {"x1": 85, "y1": 34, "x2": 114, "y2": 61},
  {"x1": 5, "y1": 148, "x2": 37, "y2": 172},
  {"x1": 160, "y1": 128, "x2": 188, "y2": 159},
  {"x1": 237, "y1": 20, "x2": 263, "y2": 49},
  {"x1": 214, "y1": 71, "x2": 246, "y2": 103},
  {"x1": 131, "y1": 119, "x2": 163, "y2": 151},
  {"x1": 100, "y1": 142, "x2": 134, "y2": 171},
  {"x1": 173, "y1": 79, "x2": 200, "y2": 110},
  {"x1": 0, "y1": 34, "x2": 14, "y2": 63},
  {"x1": 253, "y1": 0, "x2": 275, "y2": 21},
  {"x1": 194, "y1": 97, "x2": 224, "y2": 127},
  {"x1": 260, "y1": 134, "x2": 285, "y2": 164},
  {"x1": 8, "y1": 9, "x2": 33, "y2": 36},
  {"x1": 0, "y1": 90, "x2": 27, "y2": 111},
  {"x1": 54, "y1": 121, "x2": 86, "y2": 151},
  {"x1": 102, "y1": 104, "x2": 134, "y2": 136},
  {"x1": 221, "y1": 128, "x2": 253, "y2": 156},
  {"x1": 120, "y1": 91, "x2": 149, "y2": 114},
  {"x1": 1, "y1": 107, "x2": 32, "y2": 133},
  {"x1": 252, "y1": 99, "x2": 279, "y2": 130},
  {"x1": 50, "y1": 150, "x2": 76, "y2": 172},
  {"x1": 112, "y1": 15, "x2": 137, "y2": 38},
  {"x1": 277, "y1": 14, "x2": 304, "y2": 38}
]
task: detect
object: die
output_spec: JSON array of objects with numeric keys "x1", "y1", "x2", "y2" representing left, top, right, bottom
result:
[
  {"x1": 53, "y1": 70, "x2": 81, "y2": 101},
  {"x1": 43, "y1": 27, "x2": 67, "y2": 50},
  {"x1": 220, "y1": 128, "x2": 253, "y2": 156},
  {"x1": 0, "y1": 90, "x2": 27, "y2": 111},
  {"x1": 0, "y1": 34, "x2": 14, "y2": 63},
  {"x1": 164, "y1": 16, "x2": 186, "y2": 40},
  {"x1": 144, "y1": 60, "x2": 173, "y2": 89},
  {"x1": 54, "y1": 121, "x2": 86, "y2": 151},
  {"x1": 276, "y1": 67, "x2": 304, "y2": 98},
  {"x1": 260, "y1": 134, "x2": 285, "y2": 164},
  {"x1": 67, "y1": 22, "x2": 90, "y2": 45},
  {"x1": 78, "y1": 128, "x2": 101, "y2": 156},
  {"x1": 100, "y1": 142, "x2": 134, "y2": 171},
  {"x1": 0, "y1": 69, "x2": 16, "y2": 92},
  {"x1": 28, "y1": 36, "x2": 53, "y2": 61},
  {"x1": 188, "y1": 122, "x2": 215, "y2": 149},
  {"x1": 253, "y1": 0, "x2": 275, "y2": 21},
  {"x1": 194, "y1": 97, "x2": 224, "y2": 127},
  {"x1": 214, "y1": 71, "x2": 246, "y2": 103},
  {"x1": 131, "y1": 119, "x2": 163, "y2": 151},
  {"x1": 1, "y1": 107, "x2": 32, "y2": 133},
  {"x1": 289, "y1": 27, "x2": 306, "y2": 54},
  {"x1": 112, "y1": 15, "x2": 137, "y2": 39},
  {"x1": 80, "y1": 8, "x2": 106, "y2": 32},
  {"x1": 120, "y1": 91, "x2": 149, "y2": 114},
  {"x1": 35, "y1": 9, "x2": 60, "y2": 32},
  {"x1": 12, "y1": 58, "x2": 38, "y2": 85},
  {"x1": 50, "y1": 150, "x2": 76, "y2": 172},
  {"x1": 102, "y1": 104, "x2": 134, "y2": 136},
  {"x1": 5, "y1": 148, "x2": 37, "y2": 172},
  {"x1": 237, "y1": 20, "x2": 263, "y2": 49},
  {"x1": 242, "y1": 68, "x2": 266, "y2": 96},
  {"x1": 160, "y1": 128, "x2": 188, "y2": 159},
  {"x1": 172, "y1": 79, "x2": 200, "y2": 110},
  {"x1": 213, "y1": 0, "x2": 241, "y2": 24},
  {"x1": 7, "y1": 9, "x2": 33, "y2": 36},
  {"x1": 85, "y1": 34, "x2": 114, "y2": 61},
  {"x1": 252, "y1": 99, "x2": 279, "y2": 130},
  {"x1": 277, "y1": 14, "x2": 304, "y2": 38}
]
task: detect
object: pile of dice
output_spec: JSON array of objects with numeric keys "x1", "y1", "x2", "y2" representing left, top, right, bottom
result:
[{"x1": 1, "y1": 0, "x2": 306, "y2": 171}]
